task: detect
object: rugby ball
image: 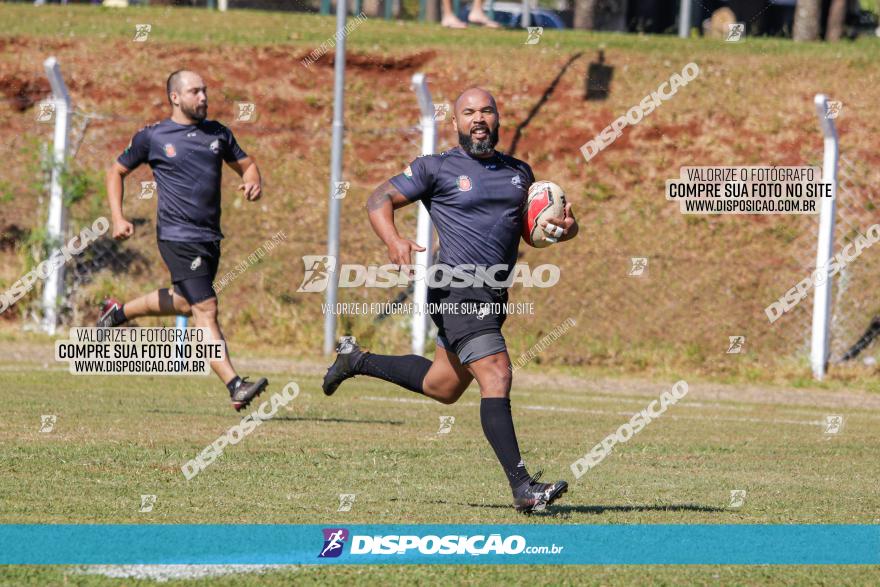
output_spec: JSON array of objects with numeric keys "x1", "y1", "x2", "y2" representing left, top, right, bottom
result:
[{"x1": 522, "y1": 180, "x2": 567, "y2": 248}]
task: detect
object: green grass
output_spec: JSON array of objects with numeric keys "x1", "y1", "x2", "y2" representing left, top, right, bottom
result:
[
  {"x1": 1, "y1": 353, "x2": 879, "y2": 583},
  {"x1": 1, "y1": 564, "x2": 878, "y2": 586},
  {"x1": 2, "y1": 4, "x2": 878, "y2": 54},
  {"x1": 2, "y1": 564, "x2": 880, "y2": 586}
]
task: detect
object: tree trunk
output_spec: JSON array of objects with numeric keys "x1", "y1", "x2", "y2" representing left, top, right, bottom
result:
[
  {"x1": 574, "y1": 0, "x2": 597, "y2": 29},
  {"x1": 792, "y1": 0, "x2": 821, "y2": 41},
  {"x1": 825, "y1": 0, "x2": 847, "y2": 40},
  {"x1": 425, "y1": 0, "x2": 440, "y2": 22}
]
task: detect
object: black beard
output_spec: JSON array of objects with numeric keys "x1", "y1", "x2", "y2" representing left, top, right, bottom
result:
[
  {"x1": 459, "y1": 125, "x2": 499, "y2": 156},
  {"x1": 182, "y1": 103, "x2": 207, "y2": 122}
]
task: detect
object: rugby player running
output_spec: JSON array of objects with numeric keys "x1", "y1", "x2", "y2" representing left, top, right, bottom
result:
[
  {"x1": 322, "y1": 88, "x2": 579, "y2": 513},
  {"x1": 97, "y1": 70, "x2": 268, "y2": 411}
]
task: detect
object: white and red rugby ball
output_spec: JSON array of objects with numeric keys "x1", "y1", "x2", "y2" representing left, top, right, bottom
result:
[{"x1": 522, "y1": 180, "x2": 567, "y2": 248}]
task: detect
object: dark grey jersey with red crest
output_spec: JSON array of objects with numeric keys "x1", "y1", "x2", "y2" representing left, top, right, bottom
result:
[
  {"x1": 117, "y1": 118, "x2": 247, "y2": 242},
  {"x1": 389, "y1": 146, "x2": 535, "y2": 280}
]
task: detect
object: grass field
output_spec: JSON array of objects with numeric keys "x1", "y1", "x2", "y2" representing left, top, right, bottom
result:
[
  {"x1": 2, "y1": 336, "x2": 880, "y2": 583},
  {"x1": 3, "y1": 4, "x2": 880, "y2": 584}
]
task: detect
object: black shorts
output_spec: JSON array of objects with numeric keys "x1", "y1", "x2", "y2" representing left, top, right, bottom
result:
[
  {"x1": 428, "y1": 286, "x2": 508, "y2": 365},
  {"x1": 157, "y1": 240, "x2": 221, "y2": 305}
]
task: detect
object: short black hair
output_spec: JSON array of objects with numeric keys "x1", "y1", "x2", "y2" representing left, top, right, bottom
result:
[{"x1": 166, "y1": 70, "x2": 186, "y2": 105}]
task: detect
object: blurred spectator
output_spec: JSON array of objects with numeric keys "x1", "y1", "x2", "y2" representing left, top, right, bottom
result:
[{"x1": 442, "y1": 0, "x2": 501, "y2": 27}]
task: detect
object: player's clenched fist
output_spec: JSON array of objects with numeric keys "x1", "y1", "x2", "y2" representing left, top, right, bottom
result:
[
  {"x1": 387, "y1": 237, "x2": 425, "y2": 268},
  {"x1": 239, "y1": 182, "x2": 262, "y2": 201},
  {"x1": 112, "y1": 217, "x2": 134, "y2": 240}
]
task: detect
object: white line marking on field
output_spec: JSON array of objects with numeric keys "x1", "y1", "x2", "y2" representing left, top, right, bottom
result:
[
  {"x1": 519, "y1": 403, "x2": 823, "y2": 427},
  {"x1": 514, "y1": 389, "x2": 758, "y2": 411},
  {"x1": 512, "y1": 387, "x2": 880, "y2": 418},
  {"x1": 75, "y1": 565, "x2": 295, "y2": 582},
  {"x1": 0, "y1": 366, "x2": 67, "y2": 372},
  {"x1": 360, "y1": 396, "x2": 823, "y2": 427},
  {"x1": 362, "y1": 396, "x2": 436, "y2": 404}
]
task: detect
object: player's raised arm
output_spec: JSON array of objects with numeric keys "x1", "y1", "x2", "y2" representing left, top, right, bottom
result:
[
  {"x1": 365, "y1": 179, "x2": 425, "y2": 268},
  {"x1": 106, "y1": 161, "x2": 135, "y2": 241}
]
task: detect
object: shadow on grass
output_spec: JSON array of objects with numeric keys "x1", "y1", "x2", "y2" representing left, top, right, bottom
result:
[
  {"x1": 268, "y1": 416, "x2": 404, "y2": 426},
  {"x1": 543, "y1": 503, "x2": 729, "y2": 515},
  {"x1": 427, "y1": 500, "x2": 727, "y2": 514},
  {"x1": 144, "y1": 409, "x2": 404, "y2": 426}
]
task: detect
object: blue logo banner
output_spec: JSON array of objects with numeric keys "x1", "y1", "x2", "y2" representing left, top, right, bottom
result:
[{"x1": 0, "y1": 525, "x2": 877, "y2": 565}]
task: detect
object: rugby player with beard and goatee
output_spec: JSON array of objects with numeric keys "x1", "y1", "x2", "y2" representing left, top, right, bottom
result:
[{"x1": 322, "y1": 87, "x2": 579, "y2": 513}]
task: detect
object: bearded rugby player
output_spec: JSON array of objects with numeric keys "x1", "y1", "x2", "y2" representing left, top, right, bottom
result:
[
  {"x1": 97, "y1": 70, "x2": 268, "y2": 411},
  {"x1": 322, "y1": 88, "x2": 579, "y2": 513}
]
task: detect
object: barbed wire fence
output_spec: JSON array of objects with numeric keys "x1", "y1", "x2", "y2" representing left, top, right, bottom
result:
[{"x1": 825, "y1": 155, "x2": 880, "y2": 364}]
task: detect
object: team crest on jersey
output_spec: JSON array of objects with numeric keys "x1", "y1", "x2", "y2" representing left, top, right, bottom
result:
[
  {"x1": 403, "y1": 165, "x2": 412, "y2": 178},
  {"x1": 457, "y1": 175, "x2": 472, "y2": 191},
  {"x1": 510, "y1": 175, "x2": 524, "y2": 189},
  {"x1": 164, "y1": 143, "x2": 176, "y2": 158},
  {"x1": 209, "y1": 139, "x2": 220, "y2": 154}
]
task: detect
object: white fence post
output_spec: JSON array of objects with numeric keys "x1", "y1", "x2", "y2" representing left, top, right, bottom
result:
[
  {"x1": 410, "y1": 73, "x2": 436, "y2": 357},
  {"x1": 175, "y1": 315, "x2": 188, "y2": 360},
  {"x1": 322, "y1": 0, "x2": 349, "y2": 356},
  {"x1": 41, "y1": 57, "x2": 71, "y2": 336},
  {"x1": 810, "y1": 94, "x2": 839, "y2": 380}
]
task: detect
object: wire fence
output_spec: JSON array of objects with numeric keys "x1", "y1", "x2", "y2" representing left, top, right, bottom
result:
[
  {"x1": 825, "y1": 155, "x2": 880, "y2": 363},
  {"x1": 3, "y1": 70, "x2": 879, "y2": 375}
]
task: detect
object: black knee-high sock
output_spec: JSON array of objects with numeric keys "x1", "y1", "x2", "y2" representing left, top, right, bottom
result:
[
  {"x1": 480, "y1": 397, "x2": 532, "y2": 488},
  {"x1": 111, "y1": 305, "x2": 127, "y2": 326},
  {"x1": 355, "y1": 353, "x2": 431, "y2": 394}
]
